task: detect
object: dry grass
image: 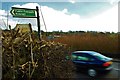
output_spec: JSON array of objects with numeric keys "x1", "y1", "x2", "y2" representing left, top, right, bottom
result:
[{"x1": 52, "y1": 33, "x2": 119, "y2": 55}]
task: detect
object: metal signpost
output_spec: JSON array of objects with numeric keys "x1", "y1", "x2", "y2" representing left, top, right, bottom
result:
[
  {"x1": 10, "y1": 6, "x2": 41, "y2": 79},
  {"x1": 36, "y1": 6, "x2": 41, "y2": 40},
  {"x1": 10, "y1": 7, "x2": 36, "y2": 18},
  {"x1": 10, "y1": 6, "x2": 41, "y2": 39}
]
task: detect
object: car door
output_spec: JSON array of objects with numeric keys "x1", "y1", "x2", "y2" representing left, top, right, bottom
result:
[
  {"x1": 84, "y1": 54, "x2": 104, "y2": 70},
  {"x1": 72, "y1": 53, "x2": 91, "y2": 68}
]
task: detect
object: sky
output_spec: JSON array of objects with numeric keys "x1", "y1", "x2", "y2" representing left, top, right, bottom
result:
[{"x1": 0, "y1": 0, "x2": 119, "y2": 32}]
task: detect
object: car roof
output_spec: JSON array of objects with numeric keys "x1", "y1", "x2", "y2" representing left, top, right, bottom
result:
[{"x1": 72, "y1": 51, "x2": 98, "y2": 55}]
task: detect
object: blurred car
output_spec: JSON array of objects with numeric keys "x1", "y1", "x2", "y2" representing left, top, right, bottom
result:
[{"x1": 71, "y1": 51, "x2": 113, "y2": 77}]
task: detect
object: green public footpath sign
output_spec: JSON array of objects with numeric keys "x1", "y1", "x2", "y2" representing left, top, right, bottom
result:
[{"x1": 10, "y1": 7, "x2": 36, "y2": 18}]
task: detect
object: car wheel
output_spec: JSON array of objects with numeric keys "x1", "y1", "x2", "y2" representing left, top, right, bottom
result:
[{"x1": 88, "y1": 69, "x2": 97, "y2": 77}]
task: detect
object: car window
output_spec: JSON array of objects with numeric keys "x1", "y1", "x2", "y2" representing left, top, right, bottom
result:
[
  {"x1": 77, "y1": 56, "x2": 89, "y2": 61},
  {"x1": 71, "y1": 55, "x2": 77, "y2": 60},
  {"x1": 72, "y1": 53, "x2": 95, "y2": 61}
]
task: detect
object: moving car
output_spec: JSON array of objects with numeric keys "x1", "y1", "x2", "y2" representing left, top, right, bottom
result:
[{"x1": 71, "y1": 51, "x2": 113, "y2": 77}]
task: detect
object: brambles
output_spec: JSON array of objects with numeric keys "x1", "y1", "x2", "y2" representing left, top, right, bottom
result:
[{"x1": 2, "y1": 29, "x2": 74, "y2": 79}]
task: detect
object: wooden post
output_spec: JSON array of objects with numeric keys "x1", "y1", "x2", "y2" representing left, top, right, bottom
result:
[
  {"x1": 29, "y1": 61, "x2": 31, "y2": 80},
  {"x1": 29, "y1": 23, "x2": 34, "y2": 63}
]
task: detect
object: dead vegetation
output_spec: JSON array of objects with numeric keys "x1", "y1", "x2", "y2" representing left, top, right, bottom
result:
[{"x1": 2, "y1": 26, "x2": 74, "y2": 79}]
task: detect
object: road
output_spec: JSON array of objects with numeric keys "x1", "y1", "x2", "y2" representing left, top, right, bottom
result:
[{"x1": 72, "y1": 62, "x2": 120, "y2": 80}]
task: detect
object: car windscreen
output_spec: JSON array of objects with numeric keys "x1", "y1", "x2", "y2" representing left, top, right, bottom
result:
[{"x1": 92, "y1": 53, "x2": 109, "y2": 61}]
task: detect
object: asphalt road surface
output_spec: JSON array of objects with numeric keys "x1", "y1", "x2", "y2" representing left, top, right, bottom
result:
[{"x1": 72, "y1": 62, "x2": 120, "y2": 80}]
